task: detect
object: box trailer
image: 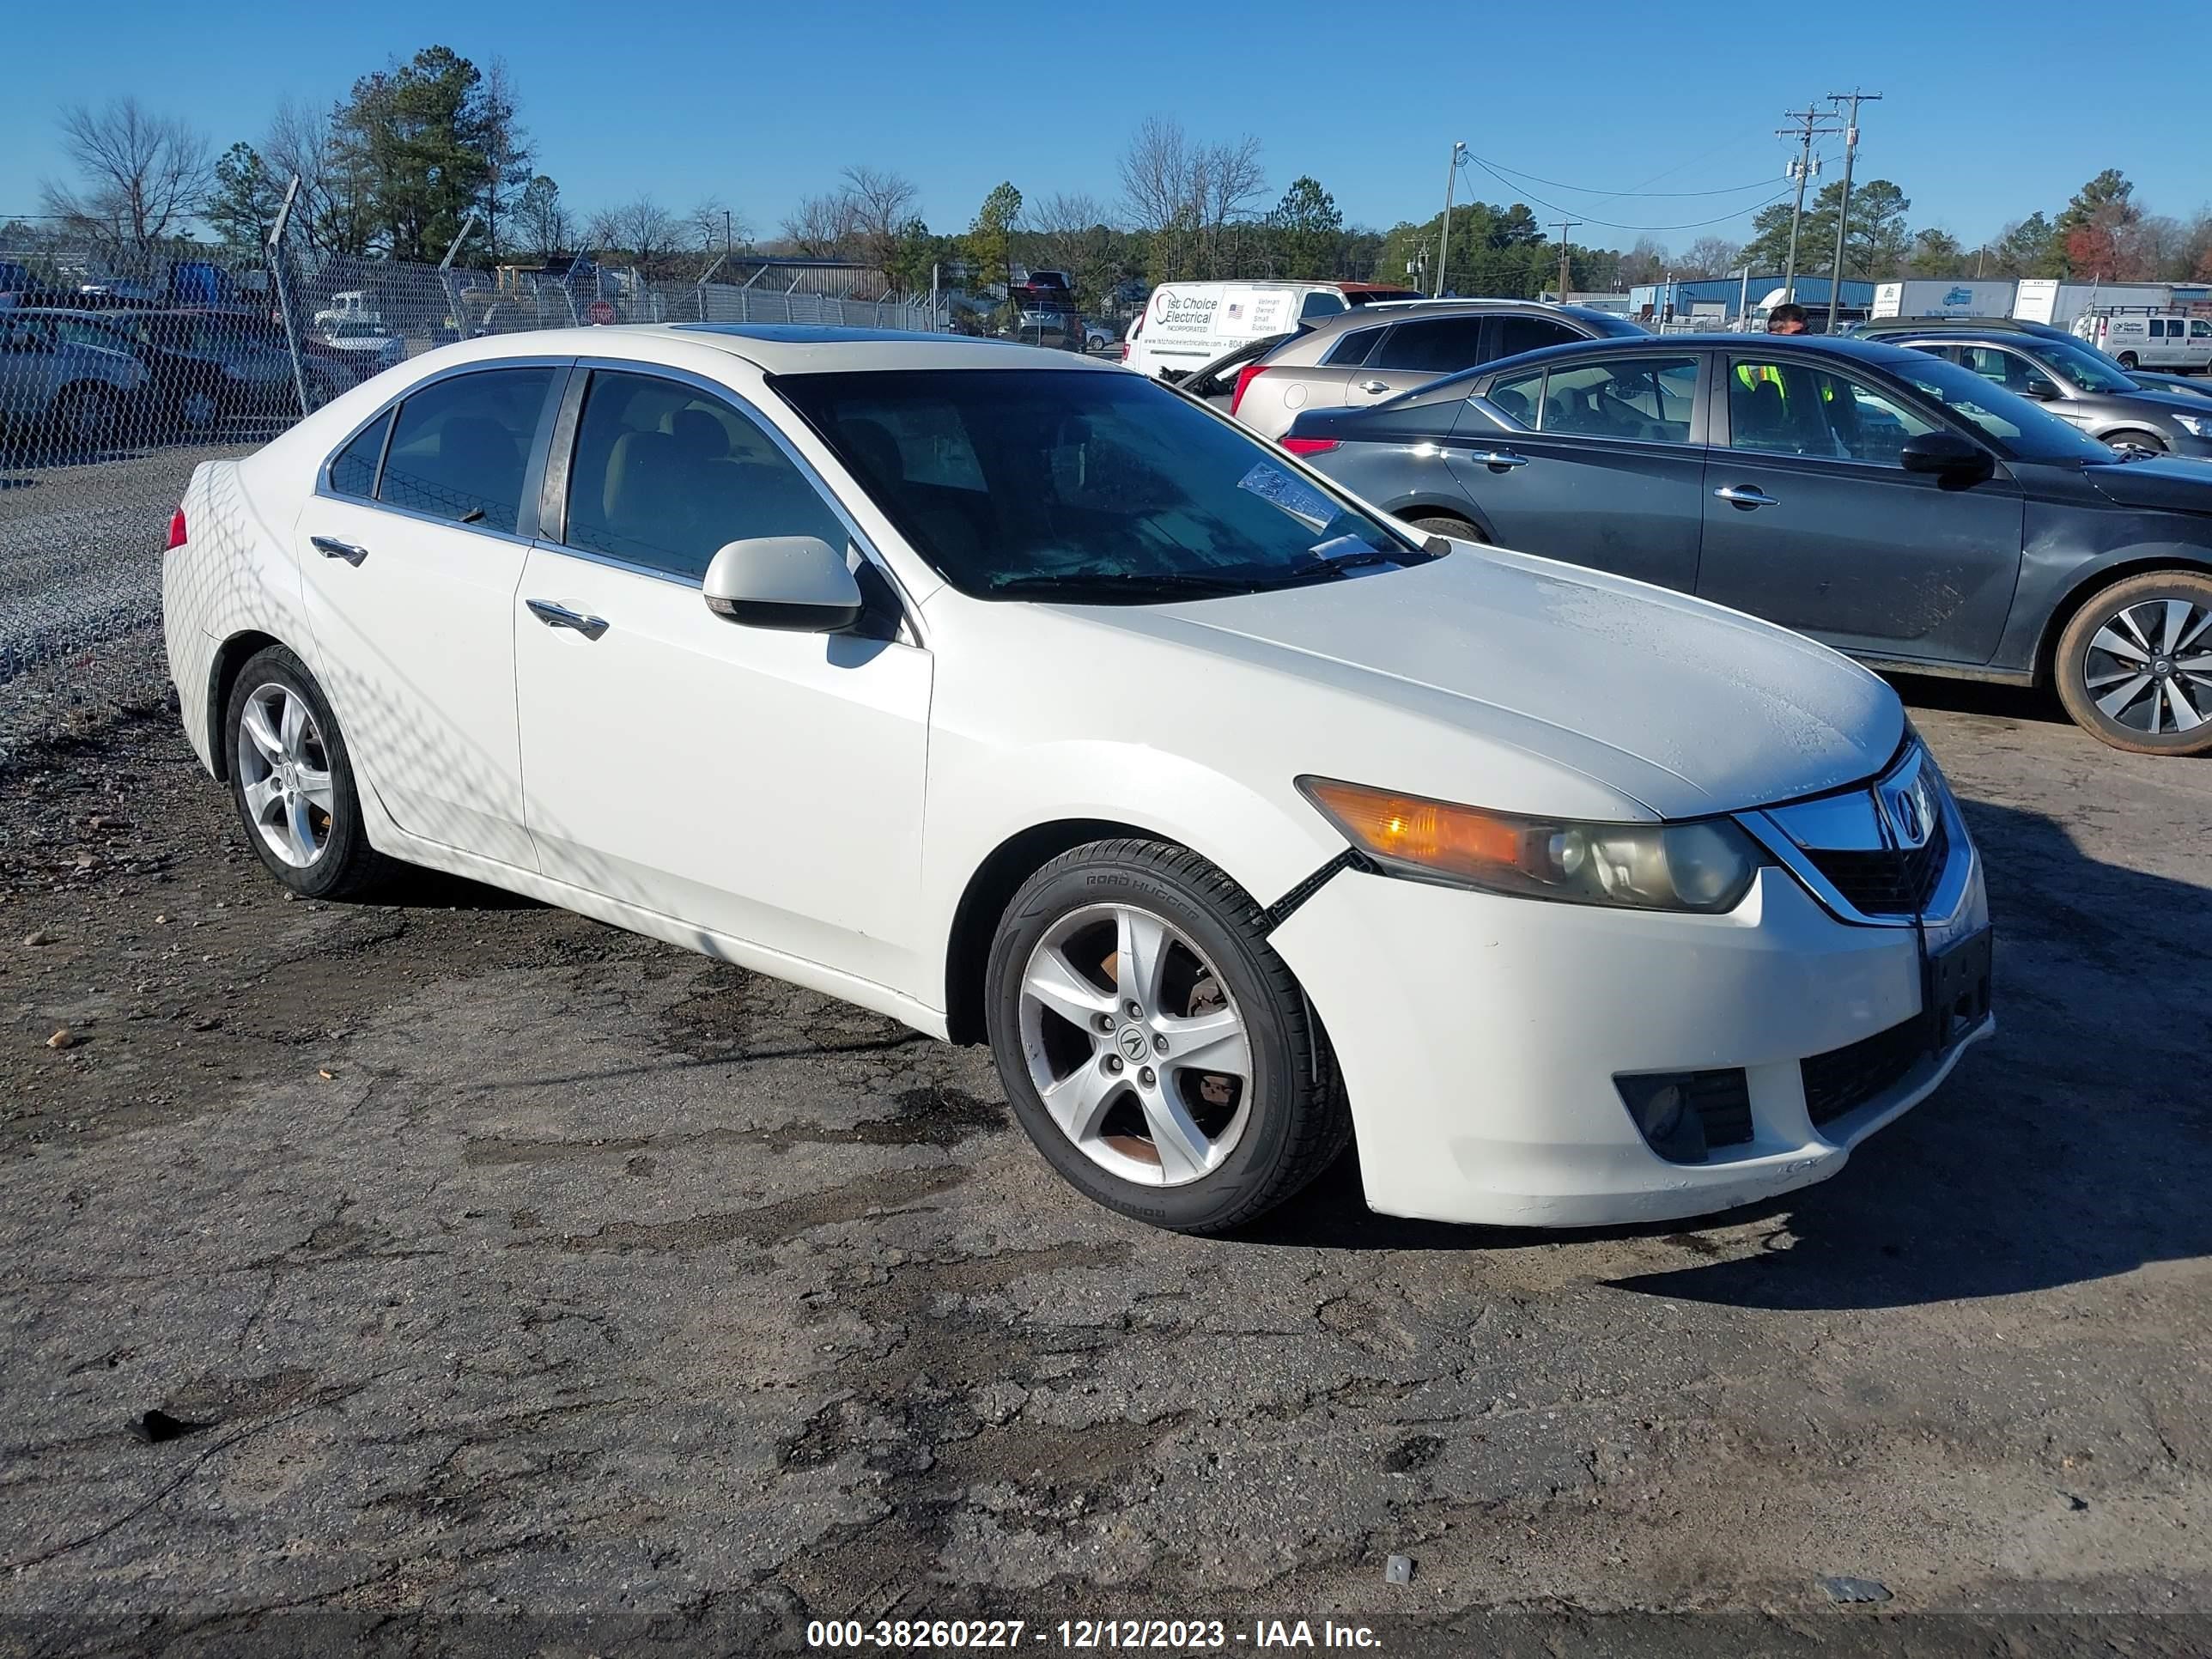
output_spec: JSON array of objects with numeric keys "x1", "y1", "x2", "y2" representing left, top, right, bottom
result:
[{"x1": 1870, "y1": 279, "x2": 2020, "y2": 319}]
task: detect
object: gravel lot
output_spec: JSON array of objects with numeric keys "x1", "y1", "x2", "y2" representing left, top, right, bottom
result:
[{"x1": 2, "y1": 680, "x2": 2208, "y2": 1656}]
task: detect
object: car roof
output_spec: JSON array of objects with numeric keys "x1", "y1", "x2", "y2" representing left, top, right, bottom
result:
[
  {"x1": 1297, "y1": 297, "x2": 1613, "y2": 334},
  {"x1": 1476, "y1": 331, "x2": 1929, "y2": 370},
  {"x1": 401, "y1": 322, "x2": 1123, "y2": 376}
]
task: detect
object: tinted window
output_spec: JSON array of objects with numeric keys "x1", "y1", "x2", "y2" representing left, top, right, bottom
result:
[
  {"x1": 1728, "y1": 360, "x2": 1936, "y2": 465},
  {"x1": 1371, "y1": 316, "x2": 1488, "y2": 373},
  {"x1": 328, "y1": 410, "x2": 392, "y2": 499},
  {"x1": 1297, "y1": 292, "x2": 1346, "y2": 320},
  {"x1": 1324, "y1": 326, "x2": 1388, "y2": 367},
  {"x1": 2037, "y1": 339, "x2": 2138, "y2": 394},
  {"x1": 1957, "y1": 346, "x2": 2052, "y2": 398},
  {"x1": 775, "y1": 368, "x2": 1425, "y2": 602},
  {"x1": 1894, "y1": 356, "x2": 2114, "y2": 465},
  {"x1": 1537, "y1": 357, "x2": 1698, "y2": 442},
  {"x1": 1492, "y1": 315, "x2": 1582, "y2": 359},
  {"x1": 564, "y1": 370, "x2": 845, "y2": 580},
  {"x1": 2193, "y1": 321, "x2": 2212, "y2": 339},
  {"x1": 378, "y1": 367, "x2": 552, "y2": 533}
]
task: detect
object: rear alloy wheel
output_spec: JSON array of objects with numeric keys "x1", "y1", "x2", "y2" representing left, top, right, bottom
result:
[
  {"x1": 2053, "y1": 572, "x2": 2212, "y2": 756},
  {"x1": 1407, "y1": 514, "x2": 1487, "y2": 544},
  {"x1": 986, "y1": 839, "x2": 1349, "y2": 1233},
  {"x1": 222, "y1": 646, "x2": 391, "y2": 897}
]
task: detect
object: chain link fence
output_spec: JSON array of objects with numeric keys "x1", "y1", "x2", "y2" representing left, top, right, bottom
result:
[{"x1": 0, "y1": 199, "x2": 981, "y2": 766}]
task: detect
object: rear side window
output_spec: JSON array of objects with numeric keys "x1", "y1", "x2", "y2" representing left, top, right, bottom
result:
[
  {"x1": 1535, "y1": 357, "x2": 1698, "y2": 443},
  {"x1": 327, "y1": 410, "x2": 393, "y2": 499},
  {"x1": 1370, "y1": 316, "x2": 1487, "y2": 373},
  {"x1": 562, "y1": 370, "x2": 846, "y2": 580},
  {"x1": 1297, "y1": 291, "x2": 1346, "y2": 321},
  {"x1": 378, "y1": 367, "x2": 553, "y2": 534},
  {"x1": 1324, "y1": 326, "x2": 1389, "y2": 367},
  {"x1": 1492, "y1": 315, "x2": 1583, "y2": 359}
]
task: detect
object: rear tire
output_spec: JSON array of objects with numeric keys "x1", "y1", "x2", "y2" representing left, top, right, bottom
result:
[
  {"x1": 1406, "y1": 514, "x2": 1488, "y2": 544},
  {"x1": 222, "y1": 646, "x2": 394, "y2": 897},
  {"x1": 2118, "y1": 351, "x2": 2140, "y2": 369},
  {"x1": 985, "y1": 839, "x2": 1350, "y2": 1234},
  {"x1": 2051, "y1": 570, "x2": 2212, "y2": 756},
  {"x1": 52, "y1": 382, "x2": 118, "y2": 451}
]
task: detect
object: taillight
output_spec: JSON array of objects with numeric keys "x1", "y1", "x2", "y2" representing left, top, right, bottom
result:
[
  {"x1": 1279, "y1": 436, "x2": 1340, "y2": 456},
  {"x1": 1230, "y1": 363, "x2": 1271, "y2": 414},
  {"x1": 166, "y1": 505, "x2": 187, "y2": 551}
]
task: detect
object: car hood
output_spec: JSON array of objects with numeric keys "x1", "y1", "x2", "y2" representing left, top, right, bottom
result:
[
  {"x1": 2082, "y1": 456, "x2": 2212, "y2": 514},
  {"x1": 1081, "y1": 546, "x2": 1904, "y2": 821},
  {"x1": 2109, "y1": 388, "x2": 2212, "y2": 417}
]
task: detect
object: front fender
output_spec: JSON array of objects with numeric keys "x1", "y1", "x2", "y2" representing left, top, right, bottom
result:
[{"x1": 1997, "y1": 506, "x2": 2212, "y2": 673}]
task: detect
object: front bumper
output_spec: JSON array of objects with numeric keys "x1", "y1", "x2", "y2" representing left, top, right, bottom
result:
[{"x1": 1269, "y1": 816, "x2": 1990, "y2": 1229}]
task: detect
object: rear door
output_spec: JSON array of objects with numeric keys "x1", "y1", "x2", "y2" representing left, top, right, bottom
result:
[
  {"x1": 1696, "y1": 353, "x2": 2024, "y2": 666},
  {"x1": 295, "y1": 361, "x2": 566, "y2": 868},
  {"x1": 1338, "y1": 313, "x2": 1492, "y2": 410},
  {"x1": 1442, "y1": 350, "x2": 1708, "y2": 591}
]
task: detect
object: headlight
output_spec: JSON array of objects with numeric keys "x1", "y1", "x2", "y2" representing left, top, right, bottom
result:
[
  {"x1": 1297, "y1": 777, "x2": 1766, "y2": 914},
  {"x1": 2173, "y1": 413, "x2": 2210, "y2": 438}
]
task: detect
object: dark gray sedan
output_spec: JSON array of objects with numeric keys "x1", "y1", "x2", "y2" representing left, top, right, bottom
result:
[{"x1": 1280, "y1": 334, "x2": 2212, "y2": 755}]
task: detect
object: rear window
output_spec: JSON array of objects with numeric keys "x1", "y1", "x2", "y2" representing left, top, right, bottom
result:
[{"x1": 1370, "y1": 316, "x2": 1487, "y2": 373}]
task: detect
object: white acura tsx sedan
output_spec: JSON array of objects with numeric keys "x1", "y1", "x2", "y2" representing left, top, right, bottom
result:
[{"x1": 161, "y1": 325, "x2": 1993, "y2": 1234}]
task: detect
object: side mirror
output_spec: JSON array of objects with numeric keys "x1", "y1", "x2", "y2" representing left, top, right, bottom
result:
[
  {"x1": 702, "y1": 535, "x2": 863, "y2": 632},
  {"x1": 1899, "y1": 430, "x2": 1993, "y2": 485},
  {"x1": 2021, "y1": 377, "x2": 2059, "y2": 400}
]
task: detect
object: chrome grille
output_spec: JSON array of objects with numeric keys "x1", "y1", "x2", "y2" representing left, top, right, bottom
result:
[{"x1": 1797, "y1": 814, "x2": 1949, "y2": 918}]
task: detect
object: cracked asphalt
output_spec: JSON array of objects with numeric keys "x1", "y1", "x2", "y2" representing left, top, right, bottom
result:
[{"x1": 2, "y1": 680, "x2": 2209, "y2": 1657}]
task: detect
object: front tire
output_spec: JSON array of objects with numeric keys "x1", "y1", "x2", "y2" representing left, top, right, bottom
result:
[
  {"x1": 1406, "y1": 514, "x2": 1488, "y2": 544},
  {"x1": 2052, "y1": 571, "x2": 2212, "y2": 756},
  {"x1": 985, "y1": 839, "x2": 1349, "y2": 1234},
  {"x1": 222, "y1": 646, "x2": 391, "y2": 897}
]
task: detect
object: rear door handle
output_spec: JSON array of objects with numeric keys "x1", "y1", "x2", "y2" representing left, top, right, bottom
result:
[
  {"x1": 311, "y1": 535, "x2": 367, "y2": 566},
  {"x1": 526, "y1": 599, "x2": 610, "y2": 640},
  {"x1": 1462, "y1": 449, "x2": 1529, "y2": 470},
  {"x1": 1714, "y1": 485, "x2": 1778, "y2": 508},
  {"x1": 1358, "y1": 379, "x2": 1392, "y2": 395}
]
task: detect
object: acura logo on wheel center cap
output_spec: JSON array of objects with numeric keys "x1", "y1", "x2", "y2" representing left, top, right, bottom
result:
[{"x1": 1116, "y1": 1025, "x2": 1149, "y2": 1062}]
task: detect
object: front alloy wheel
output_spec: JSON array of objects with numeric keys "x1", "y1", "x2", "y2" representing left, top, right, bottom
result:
[
  {"x1": 986, "y1": 838, "x2": 1350, "y2": 1233},
  {"x1": 2054, "y1": 572, "x2": 2212, "y2": 755}
]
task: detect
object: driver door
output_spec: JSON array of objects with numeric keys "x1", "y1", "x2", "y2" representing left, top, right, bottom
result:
[{"x1": 512, "y1": 367, "x2": 933, "y2": 995}]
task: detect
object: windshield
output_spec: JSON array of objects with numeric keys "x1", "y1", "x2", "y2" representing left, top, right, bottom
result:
[
  {"x1": 774, "y1": 368, "x2": 1429, "y2": 602},
  {"x1": 2037, "y1": 338, "x2": 2139, "y2": 394},
  {"x1": 1893, "y1": 356, "x2": 2116, "y2": 465}
]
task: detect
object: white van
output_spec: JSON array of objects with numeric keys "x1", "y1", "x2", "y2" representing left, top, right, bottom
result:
[
  {"x1": 2072, "y1": 310, "x2": 2212, "y2": 372},
  {"x1": 1121, "y1": 280, "x2": 1422, "y2": 379}
]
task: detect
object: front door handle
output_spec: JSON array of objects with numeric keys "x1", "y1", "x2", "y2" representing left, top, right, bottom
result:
[
  {"x1": 526, "y1": 599, "x2": 610, "y2": 640},
  {"x1": 311, "y1": 535, "x2": 367, "y2": 566},
  {"x1": 1462, "y1": 449, "x2": 1529, "y2": 471},
  {"x1": 1358, "y1": 379, "x2": 1392, "y2": 394},
  {"x1": 1714, "y1": 484, "x2": 1778, "y2": 508}
]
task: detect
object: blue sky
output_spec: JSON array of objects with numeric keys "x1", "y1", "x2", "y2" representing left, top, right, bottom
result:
[{"x1": 2, "y1": 0, "x2": 2203, "y2": 252}]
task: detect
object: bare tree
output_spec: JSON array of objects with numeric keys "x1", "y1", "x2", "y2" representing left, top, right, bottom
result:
[
  {"x1": 686, "y1": 196, "x2": 753, "y2": 258},
  {"x1": 40, "y1": 99, "x2": 213, "y2": 256},
  {"x1": 586, "y1": 197, "x2": 680, "y2": 272},
  {"x1": 263, "y1": 97, "x2": 367, "y2": 255},
  {"x1": 1029, "y1": 190, "x2": 1115, "y2": 303},
  {"x1": 1678, "y1": 234, "x2": 1744, "y2": 279},
  {"x1": 841, "y1": 164, "x2": 918, "y2": 274},
  {"x1": 1117, "y1": 117, "x2": 1265, "y2": 281},
  {"x1": 781, "y1": 191, "x2": 860, "y2": 258}
]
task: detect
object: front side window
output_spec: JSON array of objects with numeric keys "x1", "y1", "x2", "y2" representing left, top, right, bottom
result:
[
  {"x1": 378, "y1": 367, "x2": 552, "y2": 534},
  {"x1": 774, "y1": 368, "x2": 1425, "y2": 602},
  {"x1": 1958, "y1": 345, "x2": 2048, "y2": 397},
  {"x1": 1530, "y1": 357, "x2": 1698, "y2": 442},
  {"x1": 564, "y1": 370, "x2": 846, "y2": 580},
  {"x1": 1371, "y1": 316, "x2": 1487, "y2": 373},
  {"x1": 1894, "y1": 356, "x2": 2114, "y2": 464},
  {"x1": 2193, "y1": 321, "x2": 2212, "y2": 340},
  {"x1": 1728, "y1": 360, "x2": 1936, "y2": 465},
  {"x1": 2038, "y1": 339, "x2": 2138, "y2": 394}
]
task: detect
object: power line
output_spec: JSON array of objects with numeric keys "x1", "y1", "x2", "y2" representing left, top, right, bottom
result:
[
  {"x1": 1472, "y1": 157, "x2": 1781, "y2": 199},
  {"x1": 1463, "y1": 155, "x2": 1798, "y2": 233},
  {"x1": 1777, "y1": 105, "x2": 1844, "y2": 301}
]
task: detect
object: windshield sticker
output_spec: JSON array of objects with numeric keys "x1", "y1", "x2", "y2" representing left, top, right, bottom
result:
[{"x1": 1237, "y1": 462, "x2": 1334, "y2": 532}]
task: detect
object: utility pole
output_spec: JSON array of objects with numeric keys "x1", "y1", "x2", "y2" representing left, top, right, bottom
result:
[
  {"x1": 724, "y1": 209, "x2": 732, "y2": 257},
  {"x1": 1778, "y1": 105, "x2": 1841, "y2": 304},
  {"x1": 1823, "y1": 88, "x2": 1881, "y2": 332},
  {"x1": 1434, "y1": 141, "x2": 1467, "y2": 297},
  {"x1": 1552, "y1": 220, "x2": 1581, "y2": 301}
]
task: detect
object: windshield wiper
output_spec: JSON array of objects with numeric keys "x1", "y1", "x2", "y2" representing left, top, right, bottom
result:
[
  {"x1": 988, "y1": 571, "x2": 1260, "y2": 601},
  {"x1": 1260, "y1": 545, "x2": 1413, "y2": 588}
]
